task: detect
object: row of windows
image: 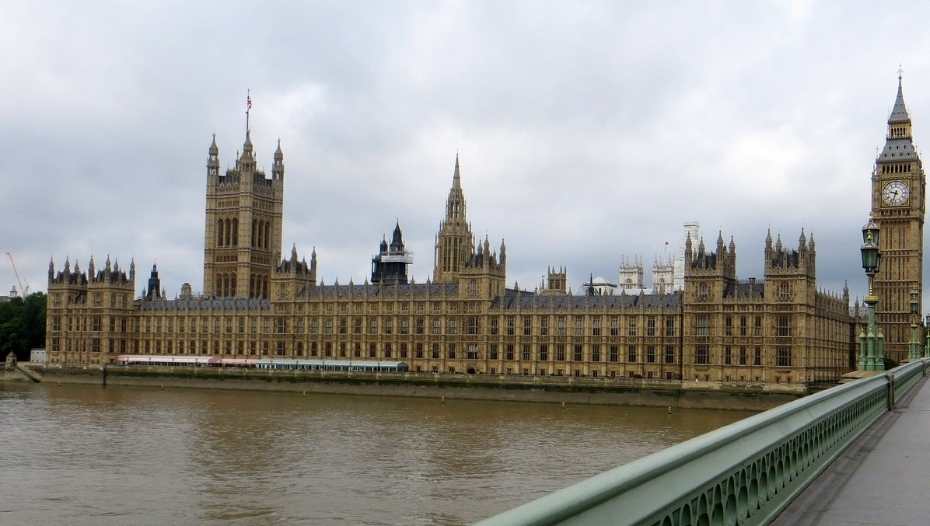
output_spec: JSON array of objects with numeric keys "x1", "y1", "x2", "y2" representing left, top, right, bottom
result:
[
  {"x1": 694, "y1": 344, "x2": 791, "y2": 367},
  {"x1": 694, "y1": 315, "x2": 788, "y2": 337},
  {"x1": 119, "y1": 315, "x2": 679, "y2": 337}
]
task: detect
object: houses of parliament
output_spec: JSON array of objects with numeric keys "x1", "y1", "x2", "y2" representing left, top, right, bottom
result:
[{"x1": 44, "y1": 78, "x2": 927, "y2": 385}]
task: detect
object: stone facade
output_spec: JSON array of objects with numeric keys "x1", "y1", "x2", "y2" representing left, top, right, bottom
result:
[
  {"x1": 45, "y1": 115, "x2": 859, "y2": 386},
  {"x1": 871, "y1": 77, "x2": 927, "y2": 362}
]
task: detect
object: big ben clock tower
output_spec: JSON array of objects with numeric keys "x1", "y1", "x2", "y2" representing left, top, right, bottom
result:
[{"x1": 872, "y1": 74, "x2": 926, "y2": 362}]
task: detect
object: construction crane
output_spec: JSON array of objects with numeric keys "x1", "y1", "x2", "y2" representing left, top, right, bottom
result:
[{"x1": 5, "y1": 252, "x2": 29, "y2": 297}]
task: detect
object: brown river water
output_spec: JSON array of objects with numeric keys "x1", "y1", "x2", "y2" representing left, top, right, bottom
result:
[{"x1": 0, "y1": 382, "x2": 752, "y2": 525}]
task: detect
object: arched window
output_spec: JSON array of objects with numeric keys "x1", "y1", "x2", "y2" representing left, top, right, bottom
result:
[
  {"x1": 232, "y1": 219, "x2": 238, "y2": 246},
  {"x1": 251, "y1": 220, "x2": 257, "y2": 247},
  {"x1": 215, "y1": 273, "x2": 221, "y2": 296},
  {"x1": 217, "y1": 219, "x2": 224, "y2": 246},
  {"x1": 265, "y1": 222, "x2": 271, "y2": 249},
  {"x1": 231, "y1": 274, "x2": 237, "y2": 296},
  {"x1": 257, "y1": 221, "x2": 263, "y2": 250}
]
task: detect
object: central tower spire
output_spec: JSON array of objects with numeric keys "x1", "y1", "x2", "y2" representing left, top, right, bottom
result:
[{"x1": 434, "y1": 154, "x2": 474, "y2": 283}]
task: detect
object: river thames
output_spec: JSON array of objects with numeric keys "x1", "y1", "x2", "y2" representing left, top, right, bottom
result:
[{"x1": 0, "y1": 382, "x2": 752, "y2": 525}]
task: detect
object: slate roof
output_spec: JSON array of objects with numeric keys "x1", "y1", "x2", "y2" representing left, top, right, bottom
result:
[
  {"x1": 302, "y1": 282, "x2": 458, "y2": 299},
  {"x1": 726, "y1": 281, "x2": 765, "y2": 299}
]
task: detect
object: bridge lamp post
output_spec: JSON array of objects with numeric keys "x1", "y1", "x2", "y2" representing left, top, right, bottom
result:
[
  {"x1": 909, "y1": 288, "x2": 921, "y2": 361},
  {"x1": 859, "y1": 219, "x2": 884, "y2": 371},
  {"x1": 925, "y1": 314, "x2": 930, "y2": 359}
]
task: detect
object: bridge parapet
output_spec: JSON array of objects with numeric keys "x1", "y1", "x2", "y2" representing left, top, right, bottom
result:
[{"x1": 477, "y1": 359, "x2": 930, "y2": 526}]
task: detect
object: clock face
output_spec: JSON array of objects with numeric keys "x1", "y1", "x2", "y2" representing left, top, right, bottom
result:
[{"x1": 882, "y1": 181, "x2": 910, "y2": 206}]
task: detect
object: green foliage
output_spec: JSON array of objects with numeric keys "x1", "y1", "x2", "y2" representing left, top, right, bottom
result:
[{"x1": 0, "y1": 292, "x2": 46, "y2": 361}]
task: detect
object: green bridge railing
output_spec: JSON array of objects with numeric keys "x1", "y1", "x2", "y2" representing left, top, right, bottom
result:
[{"x1": 476, "y1": 359, "x2": 930, "y2": 526}]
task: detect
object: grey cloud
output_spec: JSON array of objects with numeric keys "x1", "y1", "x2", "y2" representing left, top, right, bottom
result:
[{"x1": 1, "y1": 1, "x2": 927, "y2": 306}]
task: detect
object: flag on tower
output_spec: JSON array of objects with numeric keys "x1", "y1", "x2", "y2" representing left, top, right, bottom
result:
[{"x1": 247, "y1": 92, "x2": 252, "y2": 110}]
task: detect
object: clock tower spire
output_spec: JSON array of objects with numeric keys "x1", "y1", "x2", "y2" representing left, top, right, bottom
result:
[{"x1": 871, "y1": 72, "x2": 926, "y2": 362}]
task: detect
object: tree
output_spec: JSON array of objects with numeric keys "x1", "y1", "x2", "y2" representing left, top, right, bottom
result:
[{"x1": 0, "y1": 292, "x2": 46, "y2": 361}]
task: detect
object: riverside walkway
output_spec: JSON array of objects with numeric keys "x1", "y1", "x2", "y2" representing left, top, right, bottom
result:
[
  {"x1": 773, "y1": 376, "x2": 930, "y2": 526},
  {"x1": 477, "y1": 359, "x2": 930, "y2": 526}
]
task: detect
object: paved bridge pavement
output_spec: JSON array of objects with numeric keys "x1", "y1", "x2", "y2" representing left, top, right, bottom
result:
[{"x1": 774, "y1": 376, "x2": 930, "y2": 526}]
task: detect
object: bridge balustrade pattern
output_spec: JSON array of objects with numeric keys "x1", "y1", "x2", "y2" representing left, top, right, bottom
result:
[{"x1": 476, "y1": 359, "x2": 930, "y2": 526}]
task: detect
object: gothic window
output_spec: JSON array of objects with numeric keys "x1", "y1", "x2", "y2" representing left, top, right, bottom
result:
[
  {"x1": 506, "y1": 344, "x2": 515, "y2": 361},
  {"x1": 646, "y1": 345, "x2": 656, "y2": 363},
  {"x1": 573, "y1": 345, "x2": 583, "y2": 362},
  {"x1": 415, "y1": 343, "x2": 424, "y2": 359},
  {"x1": 217, "y1": 219, "x2": 224, "y2": 247},
  {"x1": 466, "y1": 317, "x2": 478, "y2": 335},
  {"x1": 447, "y1": 319, "x2": 457, "y2": 335},
  {"x1": 647, "y1": 317, "x2": 656, "y2": 337},
  {"x1": 232, "y1": 219, "x2": 238, "y2": 246},
  {"x1": 431, "y1": 318, "x2": 440, "y2": 335},
  {"x1": 466, "y1": 345, "x2": 479, "y2": 360},
  {"x1": 557, "y1": 316, "x2": 566, "y2": 336},
  {"x1": 489, "y1": 344, "x2": 499, "y2": 360},
  {"x1": 555, "y1": 344, "x2": 566, "y2": 361},
  {"x1": 698, "y1": 283, "x2": 710, "y2": 301},
  {"x1": 627, "y1": 318, "x2": 637, "y2": 337},
  {"x1": 696, "y1": 344, "x2": 710, "y2": 365},
  {"x1": 383, "y1": 318, "x2": 393, "y2": 335},
  {"x1": 573, "y1": 317, "x2": 583, "y2": 336},
  {"x1": 777, "y1": 282, "x2": 793, "y2": 301},
  {"x1": 609, "y1": 345, "x2": 619, "y2": 362},
  {"x1": 724, "y1": 346, "x2": 732, "y2": 365},
  {"x1": 664, "y1": 345, "x2": 675, "y2": 364},
  {"x1": 431, "y1": 343, "x2": 440, "y2": 359},
  {"x1": 695, "y1": 315, "x2": 710, "y2": 337},
  {"x1": 522, "y1": 317, "x2": 532, "y2": 336},
  {"x1": 539, "y1": 344, "x2": 548, "y2": 361},
  {"x1": 592, "y1": 317, "x2": 601, "y2": 336},
  {"x1": 265, "y1": 222, "x2": 271, "y2": 250},
  {"x1": 521, "y1": 344, "x2": 531, "y2": 361},
  {"x1": 399, "y1": 319, "x2": 409, "y2": 335},
  {"x1": 776, "y1": 316, "x2": 791, "y2": 337},
  {"x1": 540, "y1": 317, "x2": 549, "y2": 336},
  {"x1": 739, "y1": 346, "x2": 747, "y2": 365},
  {"x1": 489, "y1": 318, "x2": 498, "y2": 336},
  {"x1": 627, "y1": 345, "x2": 637, "y2": 363},
  {"x1": 507, "y1": 317, "x2": 515, "y2": 336},
  {"x1": 776, "y1": 346, "x2": 791, "y2": 367},
  {"x1": 592, "y1": 345, "x2": 602, "y2": 362},
  {"x1": 447, "y1": 344, "x2": 456, "y2": 359},
  {"x1": 610, "y1": 317, "x2": 620, "y2": 336},
  {"x1": 665, "y1": 318, "x2": 675, "y2": 337}
]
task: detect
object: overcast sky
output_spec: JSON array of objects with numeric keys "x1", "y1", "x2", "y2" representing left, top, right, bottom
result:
[{"x1": 2, "y1": 1, "x2": 929, "y2": 305}]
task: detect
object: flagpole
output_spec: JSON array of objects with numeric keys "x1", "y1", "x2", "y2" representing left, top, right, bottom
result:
[{"x1": 245, "y1": 89, "x2": 251, "y2": 135}]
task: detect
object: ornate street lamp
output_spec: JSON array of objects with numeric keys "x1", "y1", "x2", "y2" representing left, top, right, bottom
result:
[
  {"x1": 909, "y1": 288, "x2": 921, "y2": 361},
  {"x1": 859, "y1": 218, "x2": 884, "y2": 371},
  {"x1": 925, "y1": 314, "x2": 930, "y2": 359}
]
